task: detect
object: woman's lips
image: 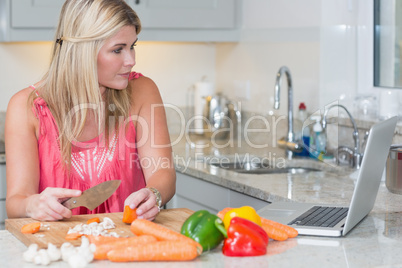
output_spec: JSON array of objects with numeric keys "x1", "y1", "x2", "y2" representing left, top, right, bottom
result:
[{"x1": 119, "y1": 72, "x2": 130, "y2": 78}]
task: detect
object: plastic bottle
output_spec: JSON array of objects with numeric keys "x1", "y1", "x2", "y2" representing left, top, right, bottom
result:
[
  {"x1": 295, "y1": 103, "x2": 310, "y2": 157},
  {"x1": 310, "y1": 116, "x2": 326, "y2": 160}
]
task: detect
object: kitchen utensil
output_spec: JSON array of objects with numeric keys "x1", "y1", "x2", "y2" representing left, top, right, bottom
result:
[
  {"x1": 203, "y1": 93, "x2": 231, "y2": 139},
  {"x1": 193, "y1": 80, "x2": 214, "y2": 134},
  {"x1": 386, "y1": 145, "x2": 402, "y2": 194},
  {"x1": 62, "y1": 180, "x2": 121, "y2": 210},
  {"x1": 5, "y1": 208, "x2": 193, "y2": 248}
]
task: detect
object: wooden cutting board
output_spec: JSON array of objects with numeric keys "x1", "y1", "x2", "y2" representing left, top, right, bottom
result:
[{"x1": 5, "y1": 208, "x2": 193, "y2": 249}]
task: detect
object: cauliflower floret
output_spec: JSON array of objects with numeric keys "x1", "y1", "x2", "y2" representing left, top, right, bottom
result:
[
  {"x1": 61, "y1": 242, "x2": 76, "y2": 262},
  {"x1": 61, "y1": 236, "x2": 95, "y2": 267},
  {"x1": 34, "y1": 249, "x2": 51, "y2": 266},
  {"x1": 100, "y1": 217, "x2": 115, "y2": 229},
  {"x1": 23, "y1": 231, "x2": 97, "y2": 267},
  {"x1": 67, "y1": 254, "x2": 88, "y2": 268},
  {"x1": 47, "y1": 243, "x2": 61, "y2": 262},
  {"x1": 23, "y1": 243, "x2": 38, "y2": 262},
  {"x1": 68, "y1": 223, "x2": 84, "y2": 234},
  {"x1": 67, "y1": 217, "x2": 118, "y2": 238}
]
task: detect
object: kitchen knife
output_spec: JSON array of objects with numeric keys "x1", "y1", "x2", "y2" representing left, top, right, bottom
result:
[{"x1": 62, "y1": 180, "x2": 121, "y2": 210}]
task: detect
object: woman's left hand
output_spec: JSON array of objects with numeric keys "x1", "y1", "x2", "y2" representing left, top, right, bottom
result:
[{"x1": 124, "y1": 188, "x2": 160, "y2": 221}]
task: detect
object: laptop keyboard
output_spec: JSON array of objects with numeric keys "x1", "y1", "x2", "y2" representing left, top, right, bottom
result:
[{"x1": 288, "y1": 206, "x2": 349, "y2": 227}]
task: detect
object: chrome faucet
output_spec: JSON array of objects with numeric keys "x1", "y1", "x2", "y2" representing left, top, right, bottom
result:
[
  {"x1": 322, "y1": 104, "x2": 362, "y2": 169},
  {"x1": 274, "y1": 66, "x2": 296, "y2": 159}
]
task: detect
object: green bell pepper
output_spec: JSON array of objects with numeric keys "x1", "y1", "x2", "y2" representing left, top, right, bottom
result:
[{"x1": 181, "y1": 210, "x2": 226, "y2": 252}]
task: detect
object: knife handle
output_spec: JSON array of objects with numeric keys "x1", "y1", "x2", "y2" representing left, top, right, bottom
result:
[{"x1": 62, "y1": 198, "x2": 78, "y2": 210}]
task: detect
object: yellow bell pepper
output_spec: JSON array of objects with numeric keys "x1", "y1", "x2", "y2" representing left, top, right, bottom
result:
[{"x1": 223, "y1": 206, "x2": 262, "y2": 229}]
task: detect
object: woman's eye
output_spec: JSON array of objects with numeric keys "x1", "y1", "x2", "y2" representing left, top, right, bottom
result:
[
  {"x1": 130, "y1": 44, "x2": 137, "y2": 49},
  {"x1": 113, "y1": 48, "x2": 122, "y2": 53}
]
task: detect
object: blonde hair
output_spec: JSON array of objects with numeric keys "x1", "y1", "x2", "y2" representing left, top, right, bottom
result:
[{"x1": 34, "y1": 0, "x2": 141, "y2": 166}]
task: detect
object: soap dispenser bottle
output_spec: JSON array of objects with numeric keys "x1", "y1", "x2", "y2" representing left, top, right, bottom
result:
[
  {"x1": 295, "y1": 102, "x2": 310, "y2": 157},
  {"x1": 310, "y1": 116, "x2": 326, "y2": 160}
]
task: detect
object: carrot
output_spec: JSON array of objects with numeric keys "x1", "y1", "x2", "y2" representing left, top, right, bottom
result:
[
  {"x1": 21, "y1": 222, "x2": 41, "y2": 234},
  {"x1": 86, "y1": 235, "x2": 124, "y2": 246},
  {"x1": 122, "y1": 205, "x2": 137, "y2": 224},
  {"x1": 261, "y1": 218, "x2": 298, "y2": 238},
  {"x1": 261, "y1": 224, "x2": 288, "y2": 241},
  {"x1": 217, "y1": 207, "x2": 233, "y2": 220},
  {"x1": 87, "y1": 217, "x2": 100, "y2": 224},
  {"x1": 94, "y1": 235, "x2": 157, "y2": 260},
  {"x1": 218, "y1": 207, "x2": 298, "y2": 239},
  {"x1": 130, "y1": 219, "x2": 203, "y2": 254},
  {"x1": 65, "y1": 232, "x2": 83, "y2": 240},
  {"x1": 107, "y1": 240, "x2": 199, "y2": 262}
]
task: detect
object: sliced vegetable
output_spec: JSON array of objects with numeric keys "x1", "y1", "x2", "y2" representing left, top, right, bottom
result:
[
  {"x1": 223, "y1": 206, "x2": 261, "y2": 229},
  {"x1": 122, "y1": 205, "x2": 137, "y2": 224},
  {"x1": 21, "y1": 222, "x2": 41, "y2": 234},
  {"x1": 222, "y1": 217, "x2": 268, "y2": 257},
  {"x1": 65, "y1": 233, "x2": 83, "y2": 240},
  {"x1": 107, "y1": 240, "x2": 199, "y2": 262},
  {"x1": 86, "y1": 217, "x2": 100, "y2": 224},
  {"x1": 130, "y1": 219, "x2": 203, "y2": 254},
  {"x1": 181, "y1": 210, "x2": 225, "y2": 251},
  {"x1": 94, "y1": 235, "x2": 157, "y2": 260}
]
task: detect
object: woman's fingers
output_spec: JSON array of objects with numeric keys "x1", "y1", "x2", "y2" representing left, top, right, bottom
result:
[
  {"x1": 29, "y1": 187, "x2": 81, "y2": 221},
  {"x1": 125, "y1": 188, "x2": 153, "y2": 209},
  {"x1": 124, "y1": 188, "x2": 159, "y2": 220},
  {"x1": 48, "y1": 188, "x2": 82, "y2": 201},
  {"x1": 138, "y1": 205, "x2": 160, "y2": 221}
]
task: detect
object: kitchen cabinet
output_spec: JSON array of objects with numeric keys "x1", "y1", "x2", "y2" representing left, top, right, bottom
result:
[
  {"x1": 166, "y1": 172, "x2": 270, "y2": 214},
  {"x1": 0, "y1": 0, "x2": 240, "y2": 42},
  {"x1": 0, "y1": 0, "x2": 64, "y2": 41}
]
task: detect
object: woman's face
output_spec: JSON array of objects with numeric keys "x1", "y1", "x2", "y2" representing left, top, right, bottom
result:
[{"x1": 97, "y1": 26, "x2": 137, "y2": 93}]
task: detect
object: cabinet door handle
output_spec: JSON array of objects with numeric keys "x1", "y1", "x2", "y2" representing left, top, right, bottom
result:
[{"x1": 135, "y1": 0, "x2": 140, "y2": 4}]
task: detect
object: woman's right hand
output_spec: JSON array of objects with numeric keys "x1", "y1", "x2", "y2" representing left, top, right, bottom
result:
[{"x1": 26, "y1": 187, "x2": 82, "y2": 221}]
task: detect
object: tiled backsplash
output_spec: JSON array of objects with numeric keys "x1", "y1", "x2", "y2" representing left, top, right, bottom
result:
[
  {"x1": 0, "y1": 107, "x2": 400, "y2": 152},
  {"x1": 165, "y1": 106, "x2": 402, "y2": 153}
]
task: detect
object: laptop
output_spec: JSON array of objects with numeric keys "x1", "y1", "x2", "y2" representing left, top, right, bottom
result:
[{"x1": 257, "y1": 116, "x2": 398, "y2": 237}]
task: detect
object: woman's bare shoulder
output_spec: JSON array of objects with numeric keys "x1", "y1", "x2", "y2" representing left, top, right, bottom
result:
[
  {"x1": 8, "y1": 86, "x2": 36, "y2": 110},
  {"x1": 128, "y1": 75, "x2": 162, "y2": 116},
  {"x1": 130, "y1": 75, "x2": 161, "y2": 101},
  {"x1": 129, "y1": 75, "x2": 158, "y2": 95}
]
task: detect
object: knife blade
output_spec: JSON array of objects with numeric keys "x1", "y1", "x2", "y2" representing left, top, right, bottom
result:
[{"x1": 62, "y1": 180, "x2": 121, "y2": 210}]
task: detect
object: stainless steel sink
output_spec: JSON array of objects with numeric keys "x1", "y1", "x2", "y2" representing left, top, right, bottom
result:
[{"x1": 209, "y1": 161, "x2": 322, "y2": 175}]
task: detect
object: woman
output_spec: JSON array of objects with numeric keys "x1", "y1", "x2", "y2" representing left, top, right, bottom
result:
[{"x1": 5, "y1": 0, "x2": 175, "y2": 221}]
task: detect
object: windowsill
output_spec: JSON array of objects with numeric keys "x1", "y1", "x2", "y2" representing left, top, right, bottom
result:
[{"x1": 337, "y1": 117, "x2": 402, "y2": 135}]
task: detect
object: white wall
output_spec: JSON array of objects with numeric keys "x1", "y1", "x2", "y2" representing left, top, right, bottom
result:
[
  {"x1": 134, "y1": 41, "x2": 216, "y2": 107},
  {"x1": 0, "y1": 42, "x2": 216, "y2": 111},
  {"x1": 216, "y1": 0, "x2": 370, "y2": 117},
  {"x1": 0, "y1": 42, "x2": 52, "y2": 110},
  {"x1": 216, "y1": 0, "x2": 321, "y2": 116},
  {"x1": 215, "y1": 42, "x2": 320, "y2": 115},
  {"x1": 0, "y1": 0, "x2": 376, "y2": 121}
]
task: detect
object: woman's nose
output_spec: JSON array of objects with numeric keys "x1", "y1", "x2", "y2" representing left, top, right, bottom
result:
[{"x1": 125, "y1": 52, "x2": 136, "y2": 67}]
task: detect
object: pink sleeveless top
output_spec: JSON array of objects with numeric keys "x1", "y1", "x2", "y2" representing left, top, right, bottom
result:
[{"x1": 31, "y1": 72, "x2": 146, "y2": 215}]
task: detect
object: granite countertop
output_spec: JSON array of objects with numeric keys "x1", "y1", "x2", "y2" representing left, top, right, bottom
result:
[
  {"x1": 2, "y1": 134, "x2": 402, "y2": 267},
  {"x1": 169, "y1": 134, "x2": 402, "y2": 267}
]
